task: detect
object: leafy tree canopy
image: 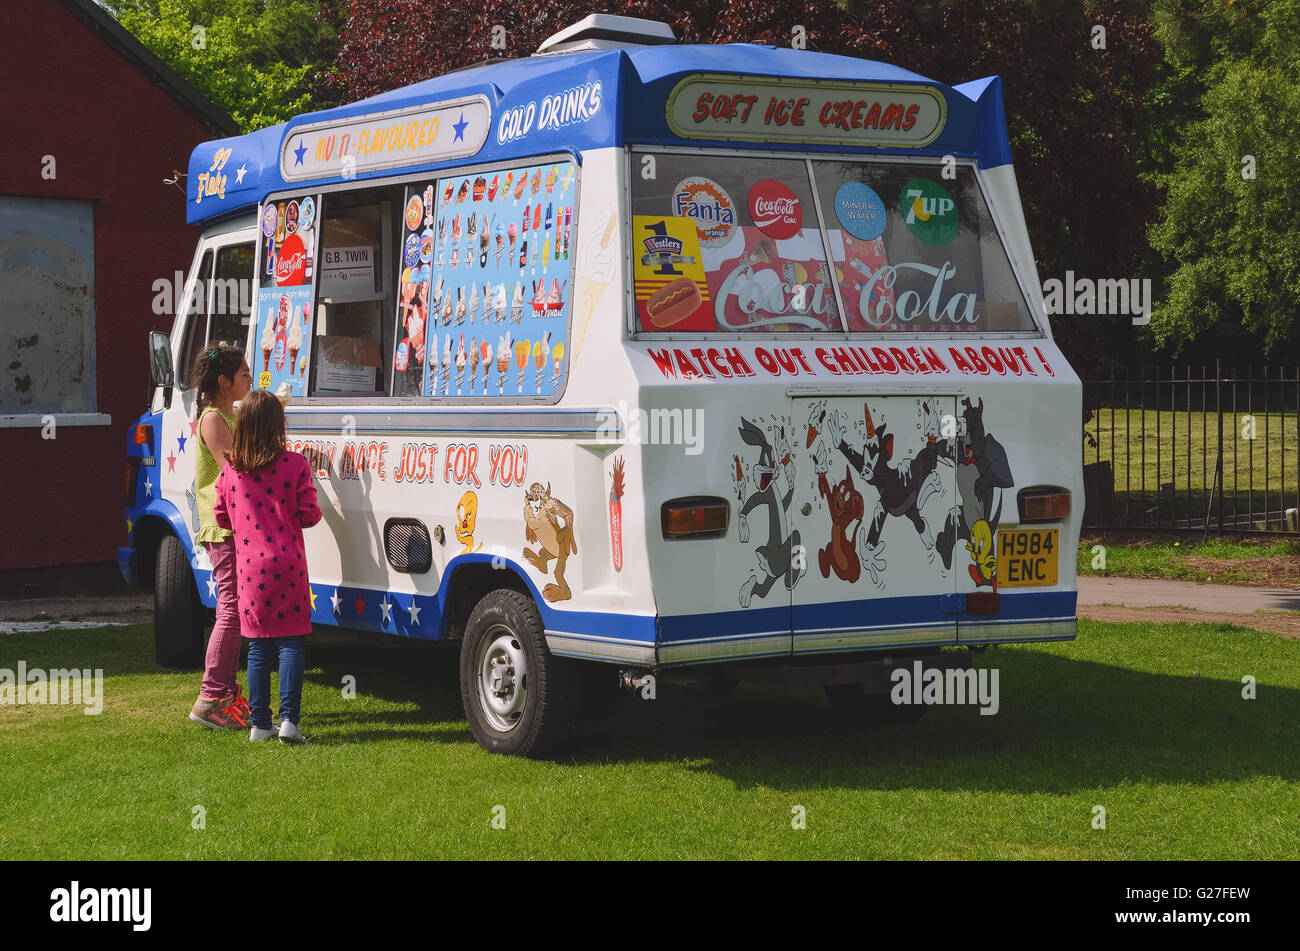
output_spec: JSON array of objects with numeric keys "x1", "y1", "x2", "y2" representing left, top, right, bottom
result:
[{"x1": 104, "y1": 0, "x2": 342, "y2": 132}]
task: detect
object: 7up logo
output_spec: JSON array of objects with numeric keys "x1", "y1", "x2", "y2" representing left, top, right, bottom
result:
[{"x1": 900, "y1": 179, "x2": 958, "y2": 246}]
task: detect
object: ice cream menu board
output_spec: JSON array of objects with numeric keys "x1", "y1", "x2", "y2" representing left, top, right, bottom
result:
[
  {"x1": 254, "y1": 194, "x2": 318, "y2": 397},
  {"x1": 391, "y1": 161, "x2": 576, "y2": 399}
]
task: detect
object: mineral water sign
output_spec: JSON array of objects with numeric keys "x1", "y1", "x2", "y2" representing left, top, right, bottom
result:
[
  {"x1": 281, "y1": 96, "x2": 492, "y2": 181},
  {"x1": 666, "y1": 75, "x2": 946, "y2": 147}
]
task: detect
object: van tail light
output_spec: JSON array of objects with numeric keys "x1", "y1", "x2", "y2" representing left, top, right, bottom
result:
[
  {"x1": 661, "y1": 497, "x2": 729, "y2": 539},
  {"x1": 126, "y1": 459, "x2": 140, "y2": 508},
  {"x1": 1018, "y1": 489, "x2": 1070, "y2": 522},
  {"x1": 134, "y1": 424, "x2": 153, "y2": 448}
]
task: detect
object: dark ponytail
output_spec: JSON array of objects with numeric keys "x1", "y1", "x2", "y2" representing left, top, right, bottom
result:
[{"x1": 191, "y1": 342, "x2": 245, "y2": 411}]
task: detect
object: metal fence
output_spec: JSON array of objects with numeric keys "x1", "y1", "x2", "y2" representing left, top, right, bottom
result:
[{"x1": 1082, "y1": 361, "x2": 1300, "y2": 534}]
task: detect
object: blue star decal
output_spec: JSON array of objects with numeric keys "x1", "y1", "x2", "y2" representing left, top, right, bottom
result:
[
  {"x1": 293, "y1": 141, "x2": 307, "y2": 166},
  {"x1": 452, "y1": 113, "x2": 468, "y2": 143},
  {"x1": 177, "y1": 434, "x2": 187, "y2": 453}
]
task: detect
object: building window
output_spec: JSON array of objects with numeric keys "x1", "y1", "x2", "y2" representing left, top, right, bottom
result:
[{"x1": 0, "y1": 197, "x2": 95, "y2": 415}]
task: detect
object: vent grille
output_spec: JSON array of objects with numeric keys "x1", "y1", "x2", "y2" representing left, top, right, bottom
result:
[{"x1": 384, "y1": 519, "x2": 432, "y2": 574}]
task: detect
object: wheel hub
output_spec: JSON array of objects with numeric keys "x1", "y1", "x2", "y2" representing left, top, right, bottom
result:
[{"x1": 477, "y1": 629, "x2": 528, "y2": 732}]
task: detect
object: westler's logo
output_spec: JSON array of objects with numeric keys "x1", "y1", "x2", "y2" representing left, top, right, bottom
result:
[{"x1": 642, "y1": 235, "x2": 684, "y2": 258}]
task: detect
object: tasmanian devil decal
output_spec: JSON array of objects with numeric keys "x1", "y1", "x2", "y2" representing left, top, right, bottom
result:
[
  {"x1": 736, "y1": 416, "x2": 804, "y2": 607},
  {"x1": 522, "y1": 481, "x2": 577, "y2": 602},
  {"x1": 826, "y1": 401, "x2": 944, "y2": 583},
  {"x1": 936, "y1": 396, "x2": 1015, "y2": 590}
]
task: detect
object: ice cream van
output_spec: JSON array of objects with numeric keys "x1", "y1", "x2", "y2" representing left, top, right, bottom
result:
[{"x1": 121, "y1": 14, "x2": 1082, "y2": 755}]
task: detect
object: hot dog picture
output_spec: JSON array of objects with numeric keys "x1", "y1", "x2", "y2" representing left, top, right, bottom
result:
[{"x1": 646, "y1": 277, "x2": 703, "y2": 328}]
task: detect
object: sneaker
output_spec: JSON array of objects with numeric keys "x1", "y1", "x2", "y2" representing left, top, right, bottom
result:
[
  {"x1": 249, "y1": 725, "x2": 279, "y2": 742},
  {"x1": 220, "y1": 685, "x2": 251, "y2": 728},
  {"x1": 190, "y1": 693, "x2": 244, "y2": 731},
  {"x1": 278, "y1": 721, "x2": 306, "y2": 745}
]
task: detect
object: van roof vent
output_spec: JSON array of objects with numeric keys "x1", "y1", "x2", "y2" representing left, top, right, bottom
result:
[{"x1": 535, "y1": 14, "x2": 677, "y2": 55}]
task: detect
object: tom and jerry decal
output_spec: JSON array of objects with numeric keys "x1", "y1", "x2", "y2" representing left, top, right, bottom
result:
[{"x1": 731, "y1": 396, "x2": 1016, "y2": 606}]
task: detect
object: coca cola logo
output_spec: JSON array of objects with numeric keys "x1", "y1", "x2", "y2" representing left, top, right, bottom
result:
[
  {"x1": 275, "y1": 233, "x2": 306, "y2": 286},
  {"x1": 748, "y1": 179, "x2": 802, "y2": 240}
]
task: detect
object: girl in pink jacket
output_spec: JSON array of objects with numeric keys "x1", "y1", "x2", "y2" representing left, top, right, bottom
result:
[{"x1": 214, "y1": 390, "x2": 322, "y2": 744}]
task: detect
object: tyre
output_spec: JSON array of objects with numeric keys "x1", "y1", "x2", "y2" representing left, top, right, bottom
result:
[
  {"x1": 154, "y1": 533, "x2": 205, "y2": 668},
  {"x1": 459, "y1": 589, "x2": 580, "y2": 757},
  {"x1": 824, "y1": 683, "x2": 927, "y2": 724}
]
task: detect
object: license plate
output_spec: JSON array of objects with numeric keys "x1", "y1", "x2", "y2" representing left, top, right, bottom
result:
[{"x1": 996, "y1": 528, "x2": 1058, "y2": 587}]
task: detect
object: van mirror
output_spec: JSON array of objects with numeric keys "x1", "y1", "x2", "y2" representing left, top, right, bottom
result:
[{"x1": 149, "y1": 331, "x2": 174, "y2": 409}]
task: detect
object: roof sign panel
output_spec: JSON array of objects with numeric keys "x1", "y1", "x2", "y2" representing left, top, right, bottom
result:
[
  {"x1": 665, "y1": 75, "x2": 946, "y2": 148},
  {"x1": 280, "y1": 95, "x2": 492, "y2": 182}
]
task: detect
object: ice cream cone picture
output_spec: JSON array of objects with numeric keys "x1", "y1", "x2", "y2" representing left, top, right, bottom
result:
[
  {"x1": 468, "y1": 337, "x2": 479, "y2": 389},
  {"x1": 425, "y1": 334, "x2": 437, "y2": 392},
  {"x1": 508, "y1": 222, "x2": 518, "y2": 264},
  {"x1": 288, "y1": 305, "x2": 304, "y2": 377},
  {"x1": 479, "y1": 340, "x2": 492, "y2": 394},
  {"x1": 495, "y1": 333, "x2": 511, "y2": 395},
  {"x1": 494, "y1": 283, "x2": 507, "y2": 323},
  {"x1": 468, "y1": 283, "x2": 479, "y2": 324},
  {"x1": 534, "y1": 331, "x2": 550, "y2": 393},
  {"x1": 440, "y1": 335, "x2": 452, "y2": 396},
  {"x1": 260, "y1": 308, "x2": 274, "y2": 373},
  {"x1": 514, "y1": 338, "x2": 528, "y2": 394},
  {"x1": 455, "y1": 335, "x2": 467, "y2": 393},
  {"x1": 551, "y1": 340, "x2": 564, "y2": 389},
  {"x1": 480, "y1": 283, "x2": 491, "y2": 323},
  {"x1": 511, "y1": 283, "x2": 524, "y2": 323}
]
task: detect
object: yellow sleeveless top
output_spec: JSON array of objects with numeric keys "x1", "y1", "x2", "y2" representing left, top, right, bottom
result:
[{"x1": 195, "y1": 405, "x2": 237, "y2": 544}]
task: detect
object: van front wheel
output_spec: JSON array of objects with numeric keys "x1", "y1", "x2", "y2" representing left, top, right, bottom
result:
[
  {"x1": 154, "y1": 533, "x2": 204, "y2": 668},
  {"x1": 459, "y1": 589, "x2": 579, "y2": 757}
]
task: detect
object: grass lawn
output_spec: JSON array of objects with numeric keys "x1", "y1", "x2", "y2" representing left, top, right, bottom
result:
[
  {"x1": 1087, "y1": 408, "x2": 1299, "y2": 525},
  {"x1": 1078, "y1": 534, "x2": 1300, "y2": 586},
  {"x1": 2, "y1": 621, "x2": 1297, "y2": 859}
]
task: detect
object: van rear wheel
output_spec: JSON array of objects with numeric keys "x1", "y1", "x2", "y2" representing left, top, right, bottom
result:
[
  {"x1": 824, "y1": 683, "x2": 927, "y2": 724},
  {"x1": 459, "y1": 589, "x2": 579, "y2": 757},
  {"x1": 154, "y1": 533, "x2": 204, "y2": 668}
]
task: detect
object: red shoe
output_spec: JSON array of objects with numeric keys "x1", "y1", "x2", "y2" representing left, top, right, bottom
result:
[
  {"x1": 220, "y1": 685, "x2": 251, "y2": 729},
  {"x1": 190, "y1": 692, "x2": 244, "y2": 730}
]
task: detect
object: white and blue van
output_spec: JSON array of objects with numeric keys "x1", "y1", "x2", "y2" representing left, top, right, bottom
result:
[{"x1": 122, "y1": 15, "x2": 1082, "y2": 755}]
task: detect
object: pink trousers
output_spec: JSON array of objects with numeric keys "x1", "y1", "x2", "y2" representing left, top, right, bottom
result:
[{"x1": 200, "y1": 539, "x2": 243, "y2": 699}]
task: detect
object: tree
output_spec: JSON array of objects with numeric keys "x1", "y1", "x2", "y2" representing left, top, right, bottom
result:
[
  {"x1": 104, "y1": 0, "x2": 344, "y2": 133},
  {"x1": 323, "y1": 0, "x2": 1162, "y2": 378},
  {"x1": 1146, "y1": 0, "x2": 1300, "y2": 359}
]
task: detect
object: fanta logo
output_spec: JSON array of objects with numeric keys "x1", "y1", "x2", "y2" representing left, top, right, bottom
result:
[{"x1": 673, "y1": 176, "x2": 736, "y2": 248}]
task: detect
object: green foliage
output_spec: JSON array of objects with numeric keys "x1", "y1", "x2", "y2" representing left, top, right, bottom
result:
[
  {"x1": 103, "y1": 0, "x2": 341, "y2": 133},
  {"x1": 1147, "y1": 0, "x2": 1300, "y2": 357}
]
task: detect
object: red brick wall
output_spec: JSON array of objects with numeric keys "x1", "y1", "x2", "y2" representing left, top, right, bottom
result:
[{"x1": 0, "y1": 0, "x2": 215, "y2": 569}]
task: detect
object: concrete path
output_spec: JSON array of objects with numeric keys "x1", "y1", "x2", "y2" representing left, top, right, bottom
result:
[
  {"x1": 0, "y1": 594, "x2": 151, "y2": 633},
  {"x1": 1078, "y1": 576, "x2": 1300, "y2": 613}
]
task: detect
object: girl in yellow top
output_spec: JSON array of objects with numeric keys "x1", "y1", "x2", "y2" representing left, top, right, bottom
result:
[{"x1": 188, "y1": 344, "x2": 254, "y2": 729}]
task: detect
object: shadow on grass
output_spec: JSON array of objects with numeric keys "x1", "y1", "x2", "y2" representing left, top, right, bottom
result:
[{"x1": 7, "y1": 623, "x2": 1299, "y2": 793}]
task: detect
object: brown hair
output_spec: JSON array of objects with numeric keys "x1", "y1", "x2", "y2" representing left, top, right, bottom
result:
[
  {"x1": 191, "y1": 342, "x2": 245, "y2": 411},
  {"x1": 228, "y1": 390, "x2": 286, "y2": 474}
]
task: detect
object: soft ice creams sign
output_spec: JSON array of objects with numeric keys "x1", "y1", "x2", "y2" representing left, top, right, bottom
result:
[
  {"x1": 666, "y1": 75, "x2": 946, "y2": 147},
  {"x1": 281, "y1": 97, "x2": 491, "y2": 181}
]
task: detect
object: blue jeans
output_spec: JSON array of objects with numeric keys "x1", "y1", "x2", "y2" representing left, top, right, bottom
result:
[{"x1": 246, "y1": 636, "x2": 305, "y2": 730}]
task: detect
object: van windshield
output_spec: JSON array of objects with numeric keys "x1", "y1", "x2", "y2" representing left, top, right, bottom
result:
[{"x1": 629, "y1": 150, "x2": 1038, "y2": 334}]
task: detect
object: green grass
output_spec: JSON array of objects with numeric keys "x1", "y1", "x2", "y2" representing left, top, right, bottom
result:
[
  {"x1": 1088, "y1": 408, "x2": 1299, "y2": 524},
  {"x1": 2, "y1": 622, "x2": 1298, "y2": 859},
  {"x1": 1078, "y1": 535, "x2": 1300, "y2": 584}
]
